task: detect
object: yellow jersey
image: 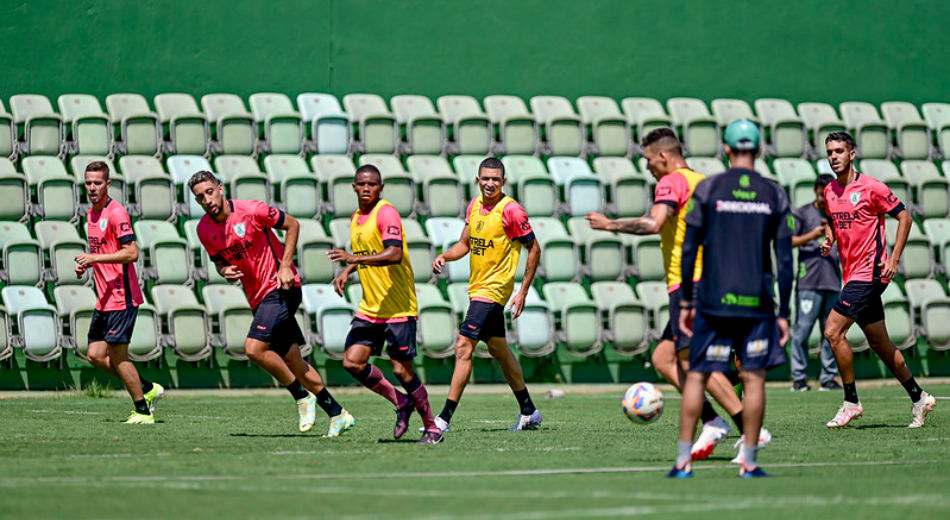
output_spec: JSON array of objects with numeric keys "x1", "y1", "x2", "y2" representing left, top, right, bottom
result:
[
  {"x1": 654, "y1": 168, "x2": 705, "y2": 291},
  {"x1": 467, "y1": 196, "x2": 531, "y2": 305},
  {"x1": 350, "y1": 200, "x2": 417, "y2": 319}
]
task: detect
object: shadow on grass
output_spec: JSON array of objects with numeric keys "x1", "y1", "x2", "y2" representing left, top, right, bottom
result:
[
  {"x1": 375, "y1": 438, "x2": 422, "y2": 444},
  {"x1": 229, "y1": 433, "x2": 310, "y2": 438}
]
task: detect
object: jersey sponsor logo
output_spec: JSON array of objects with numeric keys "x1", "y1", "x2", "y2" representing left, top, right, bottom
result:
[
  {"x1": 99, "y1": 218, "x2": 108, "y2": 232},
  {"x1": 233, "y1": 222, "x2": 246, "y2": 238},
  {"x1": 849, "y1": 192, "x2": 861, "y2": 206},
  {"x1": 520, "y1": 220, "x2": 531, "y2": 231},
  {"x1": 739, "y1": 175, "x2": 751, "y2": 188},
  {"x1": 217, "y1": 239, "x2": 255, "y2": 262},
  {"x1": 886, "y1": 193, "x2": 898, "y2": 204},
  {"x1": 746, "y1": 338, "x2": 767, "y2": 358},
  {"x1": 721, "y1": 293, "x2": 761, "y2": 307},
  {"x1": 469, "y1": 237, "x2": 495, "y2": 256},
  {"x1": 829, "y1": 211, "x2": 860, "y2": 230},
  {"x1": 268, "y1": 207, "x2": 280, "y2": 220},
  {"x1": 732, "y1": 189, "x2": 757, "y2": 200},
  {"x1": 715, "y1": 200, "x2": 771, "y2": 214},
  {"x1": 386, "y1": 225, "x2": 400, "y2": 237},
  {"x1": 657, "y1": 185, "x2": 673, "y2": 197},
  {"x1": 706, "y1": 344, "x2": 731, "y2": 362},
  {"x1": 787, "y1": 215, "x2": 796, "y2": 230},
  {"x1": 799, "y1": 263, "x2": 807, "y2": 279},
  {"x1": 119, "y1": 221, "x2": 131, "y2": 234}
]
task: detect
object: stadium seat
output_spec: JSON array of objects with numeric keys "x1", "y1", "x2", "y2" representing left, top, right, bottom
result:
[
  {"x1": 754, "y1": 98, "x2": 807, "y2": 158},
  {"x1": 154, "y1": 93, "x2": 210, "y2": 156},
  {"x1": 414, "y1": 284, "x2": 456, "y2": 358},
  {"x1": 506, "y1": 282, "x2": 555, "y2": 357},
  {"x1": 0, "y1": 100, "x2": 15, "y2": 160},
  {"x1": 531, "y1": 217, "x2": 579, "y2": 282},
  {"x1": 180, "y1": 219, "x2": 225, "y2": 284},
  {"x1": 296, "y1": 93, "x2": 350, "y2": 155},
  {"x1": 590, "y1": 281, "x2": 649, "y2": 355},
  {"x1": 484, "y1": 95, "x2": 538, "y2": 155},
  {"x1": 400, "y1": 219, "x2": 435, "y2": 284},
  {"x1": 437, "y1": 95, "x2": 491, "y2": 155},
  {"x1": 342, "y1": 93, "x2": 398, "y2": 155},
  {"x1": 0, "y1": 304, "x2": 9, "y2": 361},
  {"x1": 210, "y1": 155, "x2": 270, "y2": 204},
  {"x1": 839, "y1": 102, "x2": 889, "y2": 159},
  {"x1": 899, "y1": 160, "x2": 949, "y2": 219},
  {"x1": 685, "y1": 156, "x2": 726, "y2": 177},
  {"x1": 105, "y1": 93, "x2": 162, "y2": 156},
  {"x1": 923, "y1": 218, "x2": 950, "y2": 275},
  {"x1": 200, "y1": 93, "x2": 257, "y2": 156},
  {"x1": 248, "y1": 93, "x2": 305, "y2": 155},
  {"x1": 0, "y1": 221, "x2": 43, "y2": 286},
  {"x1": 406, "y1": 155, "x2": 464, "y2": 217},
  {"x1": 260, "y1": 154, "x2": 320, "y2": 218},
  {"x1": 857, "y1": 159, "x2": 911, "y2": 208},
  {"x1": 294, "y1": 219, "x2": 335, "y2": 284},
  {"x1": 356, "y1": 155, "x2": 416, "y2": 217},
  {"x1": 754, "y1": 158, "x2": 779, "y2": 183},
  {"x1": 547, "y1": 157, "x2": 604, "y2": 216},
  {"x1": 797, "y1": 102, "x2": 847, "y2": 157},
  {"x1": 922, "y1": 103, "x2": 950, "y2": 157},
  {"x1": 542, "y1": 282, "x2": 602, "y2": 355},
  {"x1": 880, "y1": 102, "x2": 930, "y2": 160},
  {"x1": 310, "y1": 153, "x2": 355, "y2": 183},
  {"x1": 70, "y1": 155, "x2": 126, "y2": 202},
  {"x1": 425, "y1": 217, "x2": 469, "y2": 283},
  {"x1": 452, "y1": 154, "x2": 486, "y2": 185},
  {"x1": 500, "y1": 155, "x2": 553, "y2": 215},
  {"x1": 167, "y1": 155, "x2": 214, "y2": 217},
  {"x1": 202, "y1": 284, "x2": 253, "y2": 359},
  {"x1": 774, "y1": 158, "x2": 819, "y2": 206},
  {"x1": 20, "y1": 156, "x2": 77, "y2": 221},
  {"x1": 530, "y1": 96, "x2": 584, "y2": 156},
  {"x1": 301, "y1": 283, "x2": 354, "y2": 359},
  {"x1": 150, "y1": 284, "x2": 211, "y2": 360},
  {"x1": 52, "y1": 285, "x2": 96, "y2": 358},
  {"x1": 620, "y1": 97, "x2": 673, "y2": 144},
  {"x1": 391, "y1": 95, "x2": 445, "y2": 155},
  {"x1": 576, "y1": 96, "x2": 630, "y2": 157},
  {"x1": 635, "y1": 280, "x2": 670, "y2": 338},
  {"x1": 592, "y1": 157, "x2": 649, "y2": 218},
  {"x1": 118, "y1": 155, "x2": 175, "y2": 221},
  {"x1": 566, "y1": 217, "x2": 626, "y2": 281},
  {"x1": 57, "y1": 94, "x2": 113, "y2": 156},
  {"x1": 623, "y1": 234, "x2": 665, "y2": 282},
  {"x1": 880, "y1": 283, "x2": 916, "y2": 350},
  {"x1": 2, "y1": 285, "x2": 62, "y2": 361},
  {"x1": 34, "y1": 221, "x2": 88, "y2": 286},
  {"x1": 0, "y1": 167, "x2": 30, "y2": 221},
  {"x1": 666, "y1": 97, "x2": 719, "y2": 157},
  {"x1": 711, "y1": 98, "x2": 758, "y2": 126},
  {"x1": 884, "y1": 219, "x2": 932, "y2": 279},
  {"x1": 134, "y1": 220, "x2": 192, "y2": 285},
  {"x1": 328, "y1": 217, "x2": 354, "y2": 249},
  {"x1": 9, "y1": 94, "x2": 64, "y2": 156},
  {"x1": 904, "y1": 278, "x2": 950, "y2": 350}
]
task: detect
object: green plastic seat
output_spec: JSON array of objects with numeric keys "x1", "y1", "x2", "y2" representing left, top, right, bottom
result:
[
  {"x1": 0, "y1": 100, "x2": 15, "y2": 160},
  {"x1": 667, "y1": 97, "x2": 719, "y2": 157},
  {"x1": 900, "y1": 160, "x2": 949, "y2": 218},
  {"x1": 712, "y1": 98, "x2": 758, "y2": 126},
  {"x1": 150, "y1": 284, "x2": 211, "y2": 360},
  {"x1": 301, "y1": 283, "x2": 354, "y2": 359},
  {"x1": 531, "y1": 217, "x2": 579, "y2": 282},
  {"x1": 484, "y1": 95, "x2": 537, "y2": 155},
  {"x1": 591, "y1": 281, "x2": 649, "y2": 355},
  {"x1": 774, "y1": 158, "x2": 819, "y2": 206},
  {"x1": 58, "y1": 94, "x2": 112, "y2": 156},
  {"x1": 35, "y1": 221, "x2": 88, "y2": 285},
  {"x1": 413, "y1": 284, "x2": 456, "y2": 358},
  {"x1": 53, "y1": 285, "x2": 97, "y2": 358},
  {"x1": 857, "y1": 159, "x2": 911, "y2": 207},
  {"x1": 567, "y1": 216, "x2": 625, "y2": 282},
  {"x1": 134, "y1": 220, "x2": 191, "y2": 285},
  {"x1": 391, "y1": 95, "x2": 445, "y2": 155},
  {"x1": 296, "y1": 93, "x2": 350, "y2": 155},
  {"x1": 10, "y1": 94, "x2": 64, "y2": 156},
  {"x1": 295, "y1": 220, "x2": 335, "y2": 284},
  {"x1": 905, "y1": 279, "x2": 950, "y2": 350},
  {"x1": 884, "y1": 219, "x2": 932, "y2": 279},
  {"x1": 401, "y1": 219, "x2": 434, "y2": 284},
  {"x1": 685, "y1": 156, "x2": 726, "y2": 177},
  {"x1": 547, "y1": 157, "x2": 604, "y2": 216},
  {"x1": 578, "y1": 96, "x2": 631, "y2": 157},
  {"x1": 623, "y1": 234, "x2": 664, "y2": 282},
  {"x1": 202, "y1": 284, "x2": 253, "y2": 359},
  {"x1": 261, "y1": 154, "x2": 320, "y2": 218},
  {"x1": 20, "y1": 156, "x2": 77, "y2": 221},
  {"x1": 437, "y1": 95, "x2": 491, "y2": 155},
  {"x1": 200, "y1": 93, "x2": 256, "y2": 156},
  {"x1": 249, "y1": 93, "x2": 304, "y2": 155},
  {"x1": 105, "y1": 94, "x2": 161, "y2": 156},
  {"x1": 0, "y1": 221, "x2": 43, "y2": 286},
  {"x1": 922, "y1": 103, "x2": 950, "y2": 157},
  {"x1": 840, "y1": 102, "x2": 889, "y2": 159},
  {"x1": 1, "y1": 285, "x2": 61, "y2": 361},
  {"x1": 342, "y1": 94, "x2": 397, "y2": 154},
  {"x1": 530, "y1": 96, "x2": 583, "y2": 156},
  {"x1": 154, "y1": 93, "x2": 209, "y2": 156},
  {"x1": 310, "y1": 153, "x2": 354, "y2": 184},
  {"x1": 797, "y1": 102, "x2": 846, "y2": 157},
  {"x1": 542, "y1": 282, "x2": 601, "y2": 355},
  {"x1": 754, "y1": 98, "x2": 806, "y2": 158},
  {"x1": 881, "y1": 102, "x2": 930, "y2": 160},
  {"x1": 508, "y1": 282, "x2": 555, "y2": 357},
  {"x1": 0, "y1": 167, "x2": 29, "y2": 221},
  {"x1": 120, "y1": 155, "x2": 175, "y2": 221},
  {"x1": 621, "y1": 97, "x2": 673, "y2": 143},
  {"x1": 425, "y1": 218, "x2": 468, "y2": 283},
  {"x1": 880, "y1": 283, "x2": 916, "y2": 350},
  {"x1": 923, "y1": 219, "x2": 950, "y2": 275},
  {"x1": 635, "y1": 280, "x2": 670, "y2": 338},
  {"x1": 592, "y1": 157, "x2": 649, "y2": 218},
  {"x1": 406, "y1": 155, "x2": 464, "y2": 217}
]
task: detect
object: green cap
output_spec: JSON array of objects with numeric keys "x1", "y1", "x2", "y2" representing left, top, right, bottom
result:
[{"x1": 724, "y1": 119, "x2": 760, "y2": 151}]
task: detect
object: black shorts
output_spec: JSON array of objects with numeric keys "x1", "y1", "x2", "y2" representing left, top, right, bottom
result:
[
  {"x1": 689, "y1": 311, "x2": 787, "y2": 373},
  {"x1": 833, "y1": 281, "x2": 886, "y2": 328},
  {"x1": 345, "y1": 317, "x2": 418, "y2": 360},
  {"x1": 248, "y1": 287, "x2": 306, "y2": 356},
  {"x1": 460, "y1": 300, "x2": 507, "y2": 342},
  {"x1": 660, "y1": 289, "x2": 690, "y2": 352},
  {"x1": 88, "y1": 306, "x2": 138, "y2": 344}
]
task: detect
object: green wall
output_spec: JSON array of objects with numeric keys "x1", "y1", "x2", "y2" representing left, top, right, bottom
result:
[{"x1": 1, "y1": 0, "x2": 947, "y2": 108}]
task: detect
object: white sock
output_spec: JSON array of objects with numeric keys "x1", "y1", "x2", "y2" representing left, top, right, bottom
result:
[
  {"x1": 741, "y1": 444, "x2": 758, "y2": 469},
  {"x1": 677, "y1": 441, "x2": 692, "y2": 467}
]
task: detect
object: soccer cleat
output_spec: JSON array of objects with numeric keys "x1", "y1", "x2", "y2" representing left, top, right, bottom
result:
[
  {"x1": 417, "y1": 430, "x2": 444, "y2": 444},
  {"x1": 819, "y1": 380, "x2": 843, "y2": 392},
  {"x1": 691, "y1": 416, "x2": 731, "y2": 460},
  {"x1": 124, "y1": 411, "x2": 154, "y2": 425},
  {"x1": 421, "y1": 415, "x2": 451, "y2": 434},
  {"x1": 144, "y1": 383, "x2": 165, "y2": 413},
  {"x1": 665, "y1": 461, "x2": 693, "y2": 479},
  {"x1": 790, "y1": 380, "x2": 811, "y2": 392},
  {"x1": 738, "y1": 464, "x2": 772, "y2": 478},
  {"x1": 730, "y1": 427, "x2": 772, "y2": 464},
  {"x1": 296, "y1": 393, "x2": 317, "y2": 433},
  {"x1": 394, "y1": 401, "x2": 414, "y2": 439},
  {"x1": 327, "y1": 409, "x2": 355, "y2": 438},
  {"x1": 826, "y1": 401, "x2": 863, "y2": 429},
  {"x1": 509, "y1": 410, "x2": 542, "y2": 431},
  {"x1": 908, "y1": 392, "x2": 936, "y2": 428}
]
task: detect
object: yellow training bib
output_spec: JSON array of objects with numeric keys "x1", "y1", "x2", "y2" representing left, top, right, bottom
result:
[
  {"x1": 350, "y1": 200, "x2": 417, "y2": 319},
  {"x1": 468, "y1": 196, "x2": 522, "y2": 305}
]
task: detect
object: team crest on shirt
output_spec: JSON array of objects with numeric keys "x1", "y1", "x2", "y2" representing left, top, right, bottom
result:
[
  {"x1": 233, "y1": 222, "x2": 246, "y2": 238},
  {"x1": 849, "y1": 192, "x2": 861, "y2": 206},
  {"x1": 99, "y1": 218, "x2": 108, "y2": 232},
  {"x1": 801, "y1": 299, "x2": 813, "y2": 314},
  {"x1": 476, "y1": 221, "x2": 485, "y2": 233}
]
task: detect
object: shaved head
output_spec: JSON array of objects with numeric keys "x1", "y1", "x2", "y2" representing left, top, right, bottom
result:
[{"x1": 642, "y1": 127, "x2": 683, "y2": 157}]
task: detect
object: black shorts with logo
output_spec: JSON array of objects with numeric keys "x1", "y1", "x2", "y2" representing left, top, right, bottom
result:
[
  {"x1": 88, "y1": 306, "x2": 138, "y2": 344},
  {"x1": 833, "y1": 281, "x2": 886, "y2": 328},
  {"x1": 248, "y1": 287, "x2": 306, "y2": 356},
  {"x1": 460, "y1": 300, "x2": 507, "y2": 342},
  {"x1": 345, "y1": 317, "x2": 418, "y2": 361},
  {"x1": 689, "y1": 311, "x2": 787, "y2": 373},
  {"x1": 660, "y1": 288, "x2": 691, "y2": 352}
]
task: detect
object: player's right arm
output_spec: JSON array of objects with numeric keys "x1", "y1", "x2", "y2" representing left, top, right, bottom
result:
[
  {"x1": 333, "y1": 264, "x2": 358, "y2": 296},
  {"x1": 212, "y1": 259, "x2": 243, "y2": 282},
  {"x1": 432, "y1": 225, "x2": 470, "y2": 274}
]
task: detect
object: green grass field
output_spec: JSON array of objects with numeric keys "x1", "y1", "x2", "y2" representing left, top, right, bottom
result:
[{"x1": 1, "y1": 383, "x2": 948, "y2": 520}]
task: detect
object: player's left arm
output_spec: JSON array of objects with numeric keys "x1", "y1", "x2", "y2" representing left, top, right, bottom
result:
[
  {"x1": 274, "y1": 212, "x2": 299, "y2": 289},
  {"x1": 75, "y1": 216, "x2": 138, "y2": 267},
  {"x1": 874, "y1": 184, "x2": 909, "y2": 279},
  {"x1": 510, "y1": 236, "x2": 541, "y2": 319}
]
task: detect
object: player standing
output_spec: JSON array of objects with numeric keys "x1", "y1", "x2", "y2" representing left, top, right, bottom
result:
[
  {"x1": 328, "y1": 165, "x2": 442, "y2": 444},
  {"x1": 75, "y1": 161, "x2": 164, "y2": 424},
  {"x1": 670, "y1": 120, "x2": 793, "y2": 478},
  {"x1": 190, "y1": 171, "x2": 353, "y2": 436},
  {"x1": 430, "y1": 157, "x2": 542, "y2": 432},
  {"x1": 820, "y1": 132, "x2": 935, "y2": 428}
]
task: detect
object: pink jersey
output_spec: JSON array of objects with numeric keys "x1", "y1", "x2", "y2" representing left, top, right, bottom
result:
[
  {"x1": 465, "y1": 197, "x2": 534, "y2": 303},
  {"x1": 85, "y1": 199, "x2": 144, "y2": 311},
  {"x1": 197, "y1": 199, "x2": 300, "y2": 310},
  {"x1": 824, "y1": 173, "x2": 903, "y2": 284},
  {"x1": 353, "y1": 203, "x2": 411, "y2": 324}
]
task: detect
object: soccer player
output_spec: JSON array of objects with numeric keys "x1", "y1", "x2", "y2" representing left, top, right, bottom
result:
[
  {"x1": 670, "y1": 120, "x2": 793, "y2": 478},
  {"x1": 587, "y1": 127, "x2": 765, "y2": 462},
  {"x1": 819, "y1": 132, "x2": 936, "y2": 428},
  {"x1": 430, "y1": 157, "x2": 542, "y2": 432},
  {"x1": 189, "y1": 171, "x2": 354, "y2": 436},
  {"x1": 328, "y1": 165, "x2": 442, "y2": 444},
  {"x1": 74, "y1": 161, "x2": 164, "y2": 424},
  {"x1": 789, "y1": 174, "x2": 841, "y2": 392}
]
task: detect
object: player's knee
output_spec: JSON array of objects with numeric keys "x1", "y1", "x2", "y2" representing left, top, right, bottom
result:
[
  {"x1": 342, "y1": 355, "x2": 365, "y2": 375},
  {"x1": 455, "y1": 342, "x2": 473, "y2": 362},
  {"x1": 824, "y1": 325, "x2": 844, "y2": 343},
  {"x1": 87, "y1": 351, "x2": 107, "y2": 367}
]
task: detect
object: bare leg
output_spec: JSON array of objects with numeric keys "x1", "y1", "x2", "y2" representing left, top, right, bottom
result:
[
  {"x1": 486, "y1": 336, "x2": 526, "y2": 393},
  {"x1": 245, "y1": 338, "x2": 296, "y2": 386},
  {"x1": 824, "y1": 310, "x2": 856, "y2": 385},
  {"x1": 107, "y1": 343, "x2": 144, "y2": 402},
  {"x1": 862, "y1": 320, "x2": 913, "y2": 382},
  {"x1": 679, "y1": 371, "x2": 711, "y2": 443},
  {"x1": 87, "y1": 341, "x2": 121, "y2": 379},
  {"x1": 652, "y1": 340, "x2": 680, "y2": 389},
  {"x1": 740, "y1": 369, "x2": 766, "y2": 448},
  {"x1": 447, "y1": 335, "x2": 477, "y2": 402},
  {"x1": 282, "y1": 344, "x2": 326, "y2": 394}
]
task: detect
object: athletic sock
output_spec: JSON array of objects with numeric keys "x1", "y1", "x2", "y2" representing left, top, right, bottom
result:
[
  {"x1": 901, "y1": 377, "x2": 923, "y2": 402},
  {"x1": 843, "y1": 382, "x2": 859, "y2": 404},
  {"x1": 285, "y1": 379, "x2": 310, "y2": 401},
  {"x1": 513, "y1": 388, "x2": 536, "y2": 415},
  {"x1": 741, "y1": 444, "x2": 758, "y2": 470},
  {"x1": 315, "y1": 388, "x2": 343, "y2": 417},
  {"x1": 354, "y1": 365, "x2": 407, "y2": 408},
  {"x1": 676, "y1": 441, "x2": 692, "y2": 467},
  {"x1": 133, "y1": 399, "x2": 150, "y2": 415},
  {"x1": 140, "y1": 377, "x2": 154, "y2": 394},
  {"x1": 700, "y1": 401, "x2": 719, "y2": 424},
  {"x1": 731, "y1": 411, "x2": 744, "y2": 433},
  {"x1": 408, "y1": 383, "x2": 437, "y2": 431},
  {"x1": 401, "y1": 376, "x2": 423, "y2": 395},
  {"x1": 439, "y1": 398, "x2": 458, "y2": 423}
]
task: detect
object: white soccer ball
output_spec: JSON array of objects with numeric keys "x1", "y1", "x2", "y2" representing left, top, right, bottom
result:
[{"x1": 622, "y1": 382, "x2": 664, "y2": 424}]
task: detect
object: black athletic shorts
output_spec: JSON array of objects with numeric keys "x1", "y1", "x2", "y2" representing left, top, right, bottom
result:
[
  {"x1": 833, "y1": 281, "x2": 886, "y2": 328},
  {"x1": 689, "y1": 311, "x2": 787, "y2": 373},
  {"x1": 660, "y1": 288, "x2": 690, "y2": 352},
  {"x1": 345, "y1": 317, "x2": 418, "y2": 360},
  {"x1": 460, "y1": 300, "x2": 507, "y2": 342},
  {"x1": 88, "y1": 306, "x2": 138, "y2": 344},
  {"x1": 248, "y1": 286, "x2": 306, "y2": 356}
]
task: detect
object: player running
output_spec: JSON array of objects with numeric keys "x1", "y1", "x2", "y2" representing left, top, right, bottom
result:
[
  {"x1": 75, "y1": 161, "x2": 164, "y2": 424},
  {"x1": 189, "y1": 171, "x2": 353, "y2": 436},
  {"x1": 670, "y1": 120, "x2": 793, "y2": 478},
  {"x1": 819, "y1": 132, "x2": 935, "y2": 428},
  {"x1": 430, "y1": 157, "x2": 542, "y2": 432},
  {"x1": 588, "y1": 127, "x2": 768, "y2": 462},
  {"x1": 328, "y1": 165, "x2": 442, "y2": 444}
]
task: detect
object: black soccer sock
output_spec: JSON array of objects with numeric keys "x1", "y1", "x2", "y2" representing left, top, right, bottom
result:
[
  {"x1": 700, "y1": 401, "x2": 719, "y2": 424},
  {"x1": 731, "y1": 411, "x2": 744, "y2": 433},
  {"x1": 843, "y1": 382, "x2": 859, "y2": 404},
  {"x1": 439, "y1": 398, "x2": 458, "y2": 423},
  {"x1": 285, "y1": 379, "x2": 310, "y2": 401},
  {"x1": 315, "y1": 388, "x2": 343, "y2": 417},
  {"x1": 901, "y1": 377, "x2": 923, "y2": 402},
  {"x1": 353, "y1": 365, "x2": 373, "y2": 384},
  {"x1": 134, "y1": 399, "x2": 150, "y2": 415},
  {"x1": 401, "y1": 376, "x2": 423, "y2": 395},
  {"x1": 513, "y1": 388, "x2": 536, "y2": 415},
  {"x1": 140, "y1": 376, "x2": 154, "y2": 394}
]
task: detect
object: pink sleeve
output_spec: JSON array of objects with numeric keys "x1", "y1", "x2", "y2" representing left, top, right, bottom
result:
[
  {"x1": 464, "y1": 198, "x2": 476, "y2": 224},
  {"x1": 250, "y1": 200, "x2": 284, "y2": 229},
  {"x1": 376, "y1": 204, "x2": 403, "y2": 243},
  {"x1": 112, "y1": 207, "x2": 135, "y2": 243},
  {"x1": 654, "y1": 173, "x2": 690, "y2": 213},
  {"x1": 196, "y1": 221, "x2": 219, "y2": 258},
  {"x1": 502, "y1": 202, "x2": 533, "y2": 241},
  {"x1": 870, "y1": 179, "x2": 901, "y2": 214}
]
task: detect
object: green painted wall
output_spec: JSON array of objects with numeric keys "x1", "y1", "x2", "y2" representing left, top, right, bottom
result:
[{"x1": 1, "y1": 0, "x2": 947, "y2": 107}]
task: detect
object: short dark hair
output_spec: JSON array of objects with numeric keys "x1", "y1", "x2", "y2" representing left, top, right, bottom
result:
[
  {"x1": 85, "y1": 160, "x2": 110, "y2": 180},
  {"x1": 187, "y1": 170, "x2": 220, "y2": 191},
  {"x1": 355, "y1": 164, "x2": 382, "y2": 183},
  {"x1": 641, "y1": 127, "x2": 683, "y2": 156},
  {"x1": 478, "y1": 157, "x2": 505, "y2": 178},
  {"x1": 825, "y1": 131, "x2": 856, "y2": 150},
  {"x1": 815, "y1": 174, "x2": 836, "y2": 190}
]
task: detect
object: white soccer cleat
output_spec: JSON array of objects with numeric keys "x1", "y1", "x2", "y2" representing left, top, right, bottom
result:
[
  {"x1": 730, "y1": 427, "x2": 772, "y2": 464},
  {"x1": 691, "y1": 416, "x2": 731, "y2": 461},
  {"x1": 419, "y1": 415, "x2": 451, "y2": 434},
  {"x1": 826, "y1": 400, "x2": 863, "y2": 429},
  {"x1": 509, "y1": 410, "x2": 542, "y2": 431},
  {"x1": 296, "y1": 393, "x2": 316, "y2": 433},
  {"x1": 909, "y1": 392, "x2": 936, "y2": 428},
  {"x1": 327, "y1": 409, "x2": 355, "y2": 437}
]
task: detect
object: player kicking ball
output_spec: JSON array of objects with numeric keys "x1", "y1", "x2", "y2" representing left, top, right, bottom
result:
[
  {"x1": 189, "y1": 171, "x2": 353, "y2": 436},
  {"x1": 328, "y1": 165, "x2": 443, "y2": 444}
]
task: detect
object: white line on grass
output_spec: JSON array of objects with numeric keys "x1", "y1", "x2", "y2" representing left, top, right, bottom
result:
[{"x1": 27, "y1": 409, "x2": 103, "y2": 415}]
